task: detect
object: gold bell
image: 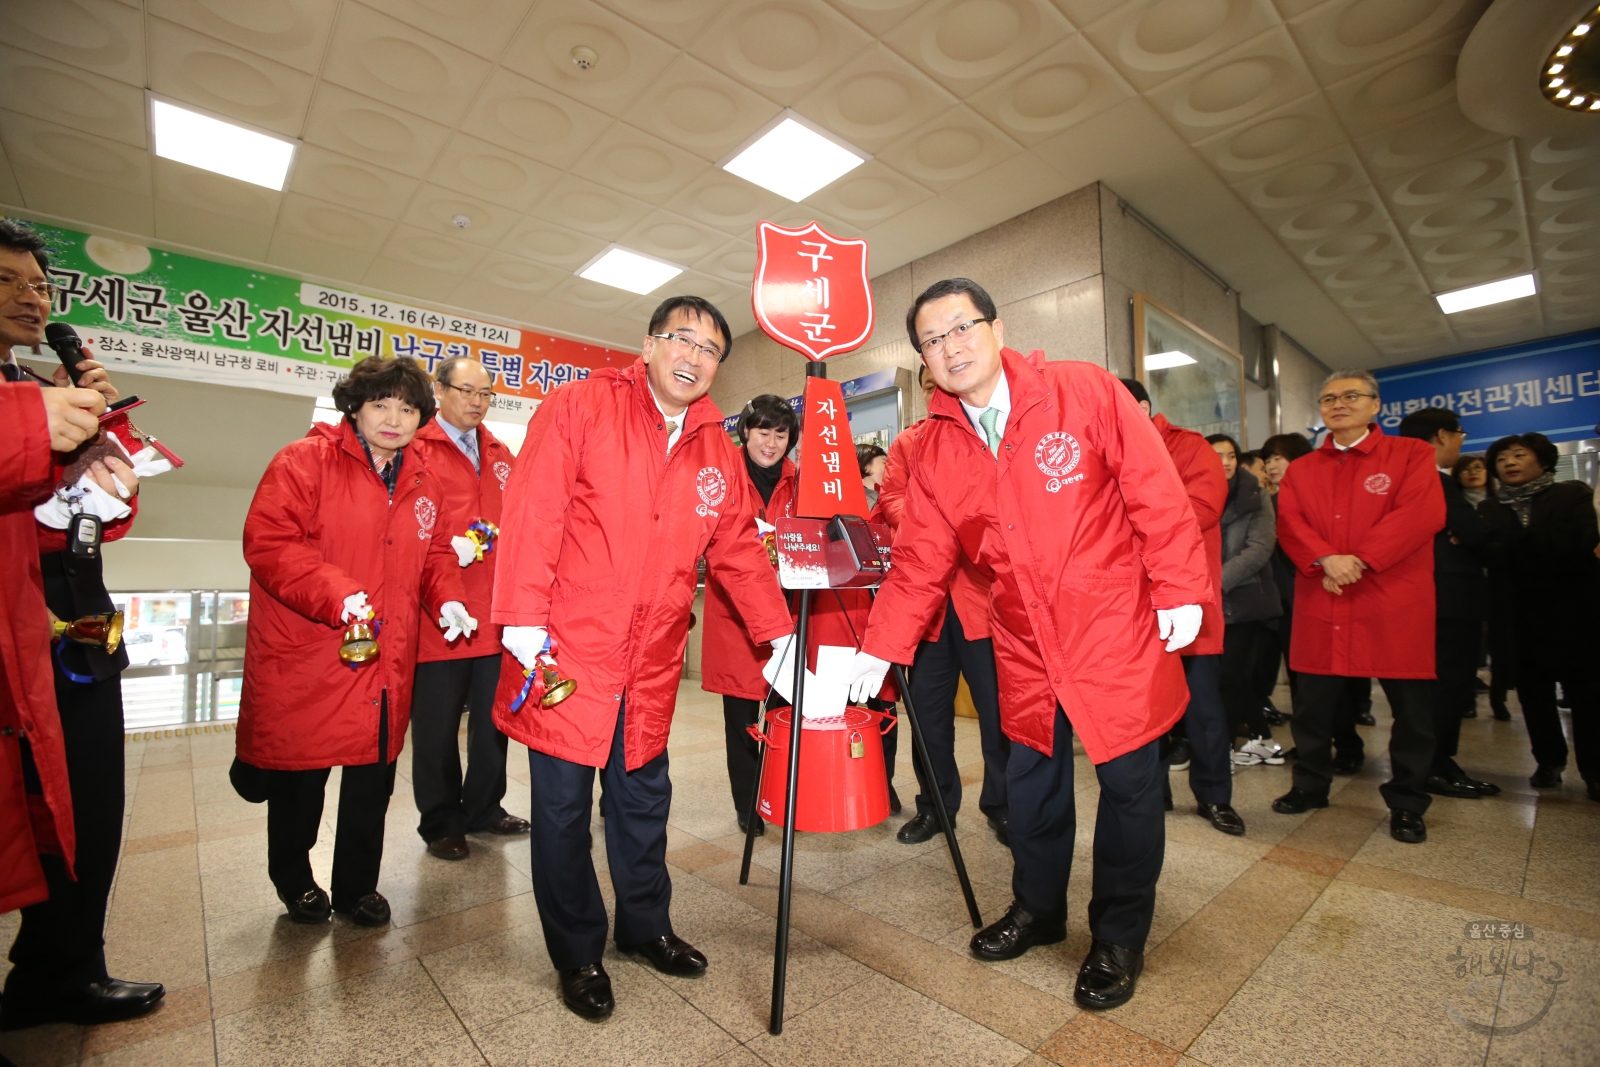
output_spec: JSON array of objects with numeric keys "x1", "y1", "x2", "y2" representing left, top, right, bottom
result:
[
  {"x1": 536, "y1": 653, "x2": 577, "y2": 708},
  {"x1": 339, "y1": 620, "x2": 379, "y2": 664},
  {"x1": 52, "y1": 611, "x2": 124, "y2": 655}
]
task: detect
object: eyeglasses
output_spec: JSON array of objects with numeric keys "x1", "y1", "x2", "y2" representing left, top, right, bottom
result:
[
  {"x1": 650, "y1": 332, "x2": 726, "y2": 364},
  {"x1": 442, "y1": 383, "x2": 495, "y2": 402},
  {"x1": 1318, "y1": 391, "x2": 1378, "y2": 407},
  {"x1": 915, "y1": 318, "x2": 992, "y2": 356},
  {"x1": 0, "y1": 274, "x2": 60, "y2": 304}
]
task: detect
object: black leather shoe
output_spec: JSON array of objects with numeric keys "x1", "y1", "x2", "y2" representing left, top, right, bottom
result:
[
  {"x1": 1491, "y1": 699, "x2": 1511, "y2": 721},
  {"x1": 1272, "y1": 788, "x2": 1330, "y2": 814},
  {"x1": 1331, "y1": 751, "x2": 1365, "y2": 775},
  {"x1": 969, "y1": 902, "x2": 1065, "y2": 961},
  {"x1": 278, "y1": 886, "x2": 332, "y2": 924},
  {"x1": 888, "y1": 785, "x2": 902, "y2": 814},
  {"x1": 737, "y1": 813, "x2": 766, "y2": 836},
  {"x1": 0, "y1": 978, "x2": 166, "y2": 1030},
  {"x1": 1390, "y1": 809, "x2": 1427, "y2": 844},
  {"x1": 1461, "y1": 706, "x2": 1478, "y2": 719},
  {"x1": 559, "y1": 963, "x2": 614, "y2": 1020},
  {"x1": 1197, "y1": 802, "x2": 1246, "y2": 835},
  {"x1": 485, "y1": 814, "x2": 531, "y2": 835},
  {"x1": 1074, "y1": 938, "x2": 1144, "y2": 1010},
  {"x1": 1530, "y1": 765, "x2": 1563, "y2": 788},
  {"x1": 1263, "y1": 700, "x2": 1287, "y2": 726},
  {"x1": 896, "y1": 811, "x2": 947, "y2": 844},
  {"x1": 1467, "y1": 777, "x2": 1502, "y2": 796},
  {"x1": 1425, "y1": 775, "x2": 1482, "y2": 799},
  {"x1": 1356, "y1": 710, "x2": 1376, "y2": 726},
  {"x1": 335, "y1": 892, "x2": 390, "y2": 927},
  {"x1": 1162, "y1": 793, "x2": 1174, "y2": 812},
  {"x1": 620, "y1": 934, "x2": 707, "y2": 976},
  {"x1": 987, "y1": 814, "x2": 1009, "y2": 847},
  {"x1": 427, "y1": 835, "x2": 470, "y2": 860}
]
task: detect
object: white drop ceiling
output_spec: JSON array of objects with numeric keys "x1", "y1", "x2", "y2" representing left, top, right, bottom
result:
[{"x1": 1, "y1": 0, "x2": 1596, "y2": 367}]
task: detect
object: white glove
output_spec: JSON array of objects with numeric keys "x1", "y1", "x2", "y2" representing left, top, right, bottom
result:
[
  {"x1": 761, "y1": 633, "x2": 797, "y2": 692},
  {"x1": 502, "y1": 625, "x2": 549, "y2": 671},
  {"x1": 33, "y1": 474, "x2": 130, "y2": 529},
  {"x1": 1156, "y1": 604, "x2": 1203, "y2": 653},
  {"x1": 841, "y1": 651, "x2": 891, "y2": 704},
  {"x1": 341, "y1": 591, "x2": 372, "y2": 623},
  {"x1": 450, "y1": 535, "x2": 477, "y2": 568},
  {"x1": 438, "y1": 601, "x2": 478, "y2": 643}
]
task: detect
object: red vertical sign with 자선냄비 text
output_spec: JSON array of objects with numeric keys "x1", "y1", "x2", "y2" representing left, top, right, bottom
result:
[{"x1": 794, "y1": 377, "x2": 871, "y2": 519}]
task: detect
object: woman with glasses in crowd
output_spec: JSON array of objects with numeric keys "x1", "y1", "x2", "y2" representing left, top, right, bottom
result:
[{"x1": 1251, "y1": 433, "x2": 1315, "y2": 722}]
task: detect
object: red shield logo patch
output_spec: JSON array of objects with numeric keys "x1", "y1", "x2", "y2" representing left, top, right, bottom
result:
[{"x1": 751, "y1": 221, "x2": 874, "y2": 361}]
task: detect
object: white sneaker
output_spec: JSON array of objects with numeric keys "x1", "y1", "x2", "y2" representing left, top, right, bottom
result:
[
  {"x1": 1231, "y1": 747, "x2": 1263, "y2": 766},
  {"x1": 1239, "y1": 737, "x2": 1285, "y2": 765}
]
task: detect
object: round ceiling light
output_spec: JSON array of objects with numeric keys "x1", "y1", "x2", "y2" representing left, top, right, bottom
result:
[{"x1": 1542, "y1": 4, "x2": 1600, "y2": 111}]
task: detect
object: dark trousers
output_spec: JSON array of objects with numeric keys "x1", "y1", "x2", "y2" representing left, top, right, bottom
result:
[
  {"x1": 1433, "y1": 618, "x2": 1480, "y2": 775},
  {"x1": 527, "y1": 700, "x2": 673, "y2": 970},
  {"x1": 1516, "y1": 632, "x2": 1599, "y2": 781},
  {"x1": 411, "y1": 655, "x2": 509, "y2": 841},
  {"x1": 266, "y1": 703, "x2": 396, "y2": 908},
  {"x1": 1222, "y1": 622, "x2": 1271, "y2": 739},
  {"x1": 1008, "y1": 706, "x2": 1164, "y2": 952},
  {"x1": 1175, "y1": 655, "x2": 1231, "y2": 806},
  {"x1": 6, "y1": 674, "x2": 125, "y2": 1002},
  {"x1": 1291, "y1": 673, "x2": 1434, "y2": 813},
  {"x1": 1330, "y1": 677, "x2": 1375, "y2": 757},
  {"x1": 1254, "y1": 611, "x2": 1297, "y2": 700},
  {"x1": 909, "y1": 603, "x2": 1008, "y2": 820}
]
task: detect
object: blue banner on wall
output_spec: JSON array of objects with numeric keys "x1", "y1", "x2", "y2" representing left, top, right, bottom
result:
[{"x1": 1372, "y1": 330, "x2": 1600, "y2": 448}]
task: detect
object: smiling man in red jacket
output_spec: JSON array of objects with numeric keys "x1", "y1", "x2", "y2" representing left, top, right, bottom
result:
[
  {"x1": 1272, "y1": 369, "x2": 1445, "y2": 845},
  {"x1": 843, "y1": 278, "x2": 1211, "y2": 1011},
  {"x1": 490, "y1": 296, "x2": 793, "y2": 1021}
]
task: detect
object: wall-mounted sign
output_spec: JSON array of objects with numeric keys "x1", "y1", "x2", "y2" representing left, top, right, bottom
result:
[
  {"x1": 1372, "y1": 329, "x2": 1600, "y2": 447},
  {"x1": 29, "y1": 224, "x2": 634, "y2": 423}
]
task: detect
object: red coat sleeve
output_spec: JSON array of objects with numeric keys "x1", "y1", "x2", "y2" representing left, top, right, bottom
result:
[
  {"x1": 874, "y1": 424, "x2": 918, "y2": 532},
  {"x1": 704, "y1": 460, "x2": 793, "y2": 647},
  {"x1": 1176, "y1": 434, "x2": 1227, "y2": 534},
  {"x1": 491, "y1": 385, "x2": 582, "y2": 627},
  {"x1": 1275, "y1": 463, "x2": 1337, "y2": 575},
  {"x1": 0, "y1": 384, "x2": 56, "y2": 512},
  {"x1": 1355, "y1": 441, "x2": 1446, "y2": 572},
  {"x1": 863, "y1": 455, "x2": 963, "y2": 665},
  {"x1": 243, "y1": 444, "x2": 362, "y2": 627}
]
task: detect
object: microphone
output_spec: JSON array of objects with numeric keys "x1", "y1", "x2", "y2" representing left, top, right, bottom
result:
[{"x1": 45, "y1": 322, "x2": 86, "y2": 386}]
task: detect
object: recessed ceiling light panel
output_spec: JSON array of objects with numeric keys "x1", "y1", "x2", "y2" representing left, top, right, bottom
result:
[
  {"x1": 148, "y1": 94, "x2": 298, "y2": 191},
  {"x1": 1144, "y1": 350, "x2": 1198, "y2": 370},
  {"x1": 576, "y1": 244, "x2": 685, "y2": 295},
  {"x1": 719, "y1": 109, "x2": 870, "y2": 202},
  {"x1": 1433, "y1": 273, "x2": 1539, "y2": 314}
]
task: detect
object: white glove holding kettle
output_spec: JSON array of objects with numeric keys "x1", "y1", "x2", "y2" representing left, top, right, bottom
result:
[
  {"x1": 1156, "y1": 604, "x2": 1203, "y2": 653},
  {"x1": 501, "y1": 625, "x2": 549, "y2": 671},
  {"x1": 341, "y1": 591, "x2": 372, "y2": 623},
  {"x1": 438, "y1": 601, "x2": 478, "y2": 643}
]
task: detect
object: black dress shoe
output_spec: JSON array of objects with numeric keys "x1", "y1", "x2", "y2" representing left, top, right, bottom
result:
[
  {"x1": 737, "y1": 813, "x2": 766, "y2": 836},
  {"x1": 485, "y1": 814, "x2": 531, "y2": 835},
  {"x1": 987, "y1": 814, "x2": 1009, "y2": 847},
  {"x1": 427, "y1": 835, "x2": 470, "y2": 860},
  {"x1": 1390, "y1": 809, "x2": 1427, "y2": 844},
  {"x1": 1425, "y1": 775, "x2": 1482, "y2": 799},
  {"x1": 1331, "y1": 751, "x2": 1365, "y2": 775},
  {"x1": 1263, "y1": 701, "x2": 1287, "y2": 726},
  {"x1": 896, "y1": 811, "x2": 947, "y2": 844},
  {"x1": 620, "y1": 934, "x2": 707, "y2": 976},
  {"x1": 1197, "y1": 802, "x2": 1246, "y2": 835},
  {"x1": 1467, "y1": 777, "x2": 1502, "y2": 796},
  {"x1": 278, "y1": 886, "x2": 332, "y2": 924},
  {"x1": 1491, "y1": 699, "x2": 1511, "y2": 721},
  {"x1": 969, "y1": 902, "x2": 1065, "y2": 961},
  {"x1": 1461, "y1": 707, "x2": 1478, "y2": 719},
  {"x1": 0, "y1": 978, "x2": 166, "y2": 1030},
  {"x1": 888, "y1": 785, "x2": 902, "y2": 814},
  {"x1": 334, "y1": 892, "x2": 390, "y2": 927},
  {"x1": 1530, "y1": 765, "x2": 1564, "y2": 788},
  {"x1": 1272, "y1": 788, "x2": 1330, "y2": 814},
  {"x1": 1356, "y1": 710, "x2": 1376, "y2": 726},
  {"x1": 1162, "y1": 793, "x2": 1174, "y2": 812},
  {"x1": 559, "y1": 963, "x2": 614, "y2": 1020},
  {"x1": 1074, "y1": 938, "x2": 1144, "y2": 1010}
]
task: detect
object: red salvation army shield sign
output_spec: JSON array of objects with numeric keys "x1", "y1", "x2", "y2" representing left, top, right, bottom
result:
[{"x1": 751, "y1": 221, "x2": 874, "y2": 361}]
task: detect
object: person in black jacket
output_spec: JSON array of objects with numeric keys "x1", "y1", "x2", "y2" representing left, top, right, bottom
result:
[
  {"x1": 1254, "y1": 433, "x2": 1315, "y2": 719},
  {"x1": 1398, "y1": 409, "x2": 1499, "y2": 798},
  {"x1": 1479, "y1": 432, "x2": 1600, "y2": 799}
]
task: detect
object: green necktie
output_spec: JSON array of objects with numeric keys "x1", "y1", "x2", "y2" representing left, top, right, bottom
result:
[{"x1": 978, "y1": 407, "x2": 1001, "y2": 456}]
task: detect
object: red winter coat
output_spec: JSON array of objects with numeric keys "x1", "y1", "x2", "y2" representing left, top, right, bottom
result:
[
  {"x1": 863, "y1": 350, "x2": 1212, "y2": 764},
  {"x1": 491, "y1": 360, "x2": 793, "y2": 770},
  {"x1": 1277, "y1": 425, "x2": 1444, "y2": 679},
  {"x1": 1153, "y1": 414, "x2": 1227, "y2": 656},
  {"x1": 238, "y1": 420, "x2": 466, "y2": 770},
  {"x1": 874, "y1": 418, "x2": 993, "y2": 642},
  {"x1": 410, "y1": 419, "x2": 513, "y2": 662},
  {"x1": 0, "y1": 383, "x2": 75, "y2": 912}
]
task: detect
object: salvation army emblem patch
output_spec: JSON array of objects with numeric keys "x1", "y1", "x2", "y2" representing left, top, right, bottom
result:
[
  {"x1": 1364, "y1": 473, "x2": 1392, "y2": 495},
  {"x1": 696, "y1": 467, "x2": 728, "y2": 516},
  {"x1": 415, "y1": 496, "x2": 438, "y2": 539},
  {"x1": 493, "y1": 460, "x2": 511, "y2": 490},
  {"x1": 1035, "y1": 431, "x2": 1082, "y2": 493}
]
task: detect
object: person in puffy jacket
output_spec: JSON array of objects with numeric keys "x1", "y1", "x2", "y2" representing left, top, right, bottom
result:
[
  {"x1": 237, "y1": 356, "x2": 471, "y2": 930},
  {"x1": 1205, "y1": 434, "x2": 1283, "y2": 765}
]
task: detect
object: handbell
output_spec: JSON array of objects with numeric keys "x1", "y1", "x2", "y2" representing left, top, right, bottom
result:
[
  {"x1": 534, "y1": 652, "x2": 577, "y2": 708},
  {"x1": 339, "y1": 620, "x2": 379, "y2": 664},
  {"x1": 51, "y1": 611, "x2": 124, "y2": 655}
]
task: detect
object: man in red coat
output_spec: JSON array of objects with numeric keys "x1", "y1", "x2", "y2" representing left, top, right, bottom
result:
[
  {"x1": 406, "y1": 356, "x2": 528, "y2": 862},
  {"x1": 491, "y1": 296, "x2": 793, "y2": 1021},
  {"x1": 1119, "y1": 378, "x2": 1242, "y2": 836},
  {"x1": 1272, "y1": 369, "x2": 1445, "y2": 845},
  {"x1": 844, "y1": 278, "x2": 1211, "y2": 1011}
]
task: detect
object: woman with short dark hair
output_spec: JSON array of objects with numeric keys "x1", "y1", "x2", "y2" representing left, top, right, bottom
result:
[
  {"x1": 1252, "y1": 433, "x2": 1316, "y2": 719},
  {"x1": 857, "y1": 443, "x2": 887, "y2": 508},
  {"x1": 237, "y1": 356, "x2": 472, "y2": 925},
  {"x1": 1479, "y1": 433, "x2": 1600, "y2": 798},
  {"x1": 1453, "y1": 454, "x2": 1493, "y2": 507}
]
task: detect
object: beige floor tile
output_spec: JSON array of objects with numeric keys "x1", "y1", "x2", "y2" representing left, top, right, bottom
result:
[
  {"x1": 1481, "y1": 923, "x2": 1600, "y2": 1067},
  {"x1": 208, "y1": 928, "x2": 419, "y2": 1019},
  {"x1": 0, "y1": 1023, "x2": 84, "y2": 1067},
  {"x1": 420, "y1": 923, "x2": 558, "y2": 1032},
  {"x1": 1036, "y1": 1012, "x2": 1182, "y2": 1066},
  {"x1": 80, "y1": 1019, "x2": 216, "y2": 1067},
  {"x1": 831, "y1": 854, "x2": 1013, "y2": 943},
  {"x1": 104, "y1": 847, "x2": 209, "y2": 993},
  {"x1": 1337, "y1": 862, "x2": 1600, "y2": 943},
  {"x1": 204, "y1": 901, "x2": 388, "y2": 980},
  {"x1": 387, "y1": 1032, "x2": 490, "y2": 1066},
  {"x1": 1350, "y1": 794, "x2": 1535, "y2": 896},
  {"x1": 1521, "y1": 801, "x2": 1600, "y2": 913}
]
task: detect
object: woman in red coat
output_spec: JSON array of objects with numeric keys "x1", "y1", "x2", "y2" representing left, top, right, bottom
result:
[{"x1": 238, "y1": 357, "x2": 469, "y2": 928}]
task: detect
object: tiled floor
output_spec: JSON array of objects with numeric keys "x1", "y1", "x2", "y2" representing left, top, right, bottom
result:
[{"x1": 3, "y1": 681, "x2": 1596, "y2": 1067}]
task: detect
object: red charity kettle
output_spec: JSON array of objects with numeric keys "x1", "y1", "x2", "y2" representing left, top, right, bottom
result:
[{"x1": 749, "y1": 706, "x2": 895, "y2": 832}]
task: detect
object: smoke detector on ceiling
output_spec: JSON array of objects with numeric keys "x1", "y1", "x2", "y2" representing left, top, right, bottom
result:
[
  {"x1": 571, "y1": 46, "x2": 598, "y2": 72},
  {"x1": 452, "y1": 214, "x2": 471, "y2": 229}
]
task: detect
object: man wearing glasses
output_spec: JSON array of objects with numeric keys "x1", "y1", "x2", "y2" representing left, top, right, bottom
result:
[
  {"x1": 1272, "y1": 371, "x2": 1445, "y2": 845},
  {"x1": 488, "y1": 296, "x2": 793, "y2": 1020},
  {"x1": 406, "y1": 357, "x2": 529, "y2": 863},
  {"x1": 843, "y1": 278, "x2": 1211, "y2": 1010}
]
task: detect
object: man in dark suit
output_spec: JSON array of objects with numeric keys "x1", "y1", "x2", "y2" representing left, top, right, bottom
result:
[{"x1": 1399, "y1": 408, "x2": 1500, "y2": 798}]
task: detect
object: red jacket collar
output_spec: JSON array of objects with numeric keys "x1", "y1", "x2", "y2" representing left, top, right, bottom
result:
[
  {"x1": 1320, "y1": 423, "x2": 1383, "y2": 455},
  {"x1": 925, "y1": 347, "x2": 1050, "y2": 433},
  {"x1": 1153, "y1": 413, "x2": 1175, "y2": 437}
]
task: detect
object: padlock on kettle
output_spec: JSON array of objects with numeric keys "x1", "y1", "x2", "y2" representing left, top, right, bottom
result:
[{"x1": 849, "y1": 731, "x2": 865, "y2": 759}]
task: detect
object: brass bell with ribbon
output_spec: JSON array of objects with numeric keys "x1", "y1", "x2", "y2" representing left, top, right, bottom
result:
[
  {"x1": 339, "y1": 620, "x2": 379, "y2": 665},
  {"x1": 52, "y1": 611, "x2": 124, "y2": 655},
  {"x1": 509, "y1": 634, "x2": 578, "y2": 712}
]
